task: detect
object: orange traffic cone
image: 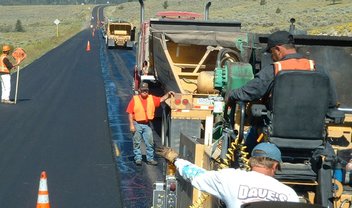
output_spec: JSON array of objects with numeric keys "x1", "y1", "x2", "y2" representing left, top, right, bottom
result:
[
  {"x1": 86, "y1": 40, "x2": 91, "y2": 52},
  {"x1": 36, "y1": 171, "x2": 50, "y2": 208}
]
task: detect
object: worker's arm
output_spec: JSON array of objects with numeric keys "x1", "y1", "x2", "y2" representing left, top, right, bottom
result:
[
  {"x1": 227, "y1": 65, "x2": 274, "y2": 104},
  {"x1": 3, "y1": 58, "x2": 16, "y2": 69},
  {"x1": 156, "y1": 146, "x2": 224, "y2": 199},
  {"x1": 126, "y1": 98, "x2": 136, "y2": 133},
  {"x1": 174, "y1": 158, "x2": 224, "y2": 199},
  {"x1": 174, "y1": 158, "x2": 206, "y2": 181},
  {"x1": 128, "y1": 113, "x2": 136, "y2": 133},
  {"x1": 160, "y1": 91, "x2": 175, "y2": 103}
]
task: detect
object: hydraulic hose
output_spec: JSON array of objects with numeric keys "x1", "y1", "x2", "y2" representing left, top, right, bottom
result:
[{"x1": 216, "y1": 48, "x2": 243, "y2": 69}]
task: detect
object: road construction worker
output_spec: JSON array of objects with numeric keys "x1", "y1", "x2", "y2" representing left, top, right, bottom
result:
[
  {"x1": 142, "y1": 60, "x2": 149, "y2": 75},
  {"x1": 126, "y1": 82, "x2": 175, "y2": 166},
  {"x1": 156, "y1": 143, "x2": 299, "y2": 208},
  {"x1": 226, "y1": 30, "x2": 337, "y2": 152},
  {"x1": 0, "y1": 45, "x2": 18, "y2": 104}
]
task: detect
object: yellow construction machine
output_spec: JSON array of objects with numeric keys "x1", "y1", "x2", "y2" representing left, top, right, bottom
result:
[
  {"x1": 104, "y1": 18, "x2": 135, "y2": 49},
  {"x1": 134, "y1": 3, "x2": 352, "y2": 208}
]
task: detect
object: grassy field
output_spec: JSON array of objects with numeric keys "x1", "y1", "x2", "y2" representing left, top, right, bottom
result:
[
  {"x1": 105, "y1": 0, "x2": 352, "y2": 36},
  {"x1": 0, "y1": 5, "x2": 92, "y2": 67},
  {"x1": 0, "y1": 1, "x2": 351, "y2": 68}
]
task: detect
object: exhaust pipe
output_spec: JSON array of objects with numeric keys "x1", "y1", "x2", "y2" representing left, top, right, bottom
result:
[
  {"x1": 204, "y1": 1, "x2": 211, "y2": 20},
  {"x1": 136, "y1": 0, "x2": 145, "y2": 81},
  {"x1": 138, "y1": 0, "x2": 144, "y2": 25},
  {"x1": 289, "y1": 18, "x2": 296, "y2": 34}
]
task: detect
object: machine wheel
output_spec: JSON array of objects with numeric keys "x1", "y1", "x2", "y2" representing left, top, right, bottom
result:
[
  {"x1": 106, "y1": 40, "x2": 110, "y2": 49},
  {"x1": 106, "y1": 39, "x2": 115, "y2": 49}
]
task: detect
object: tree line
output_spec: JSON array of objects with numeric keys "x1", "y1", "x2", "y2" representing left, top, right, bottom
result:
[{"x1": 0, "y1": 0, "x2": 130, "y2": 5}]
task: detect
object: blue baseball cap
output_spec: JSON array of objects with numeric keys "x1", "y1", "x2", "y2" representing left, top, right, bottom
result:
[{"x1": 252, "y1": 143, "x2": 282, "y2": 162}]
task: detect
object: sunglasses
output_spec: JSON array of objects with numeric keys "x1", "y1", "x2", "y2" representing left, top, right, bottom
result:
[{"x1": 141, "y1": 89, "x2": 149, "y2": 93}]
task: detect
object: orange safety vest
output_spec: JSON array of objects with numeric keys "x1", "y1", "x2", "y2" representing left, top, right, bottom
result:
[
  {"x1": 0, "y1": 54, "x2": 10, "y2": 74},
  {"x1": 273, "y1": 58, "x2": 315, "y2": 75},
  {"x1": 133, "y1": 95, "x2": 155, "y2": 121}
]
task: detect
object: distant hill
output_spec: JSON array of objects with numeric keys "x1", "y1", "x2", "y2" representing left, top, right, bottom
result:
[
  {"x1": 105, "y1": 0, "x2": 352, "y2": 36},
  {"x1": 0, "y1": 0, "x2": 126, "y2": 5}
]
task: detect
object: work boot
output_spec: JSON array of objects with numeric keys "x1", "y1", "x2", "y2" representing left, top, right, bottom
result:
[
  {"x1": 1, "y1": 99, "x2": 14, "y2": 104},
  {"x1": 147, "y1": 160, "x2": 158, "y2": 166},
  {"x1": 135, "y1": 160, "x2": 142, "y2": 166}
]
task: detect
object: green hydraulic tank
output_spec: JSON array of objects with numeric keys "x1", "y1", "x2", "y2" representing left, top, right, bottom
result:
[
  {"x1": 214, "y1": 62, "x2": 254, "y2": 93},
  {"x1": 227, "y1": 62, "x2": 254, "y2": 91}
]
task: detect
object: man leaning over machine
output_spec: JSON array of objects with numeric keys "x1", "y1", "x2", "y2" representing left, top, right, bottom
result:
[{"x1": 156, "y1": 143, "x2": 299, "y2": 208}]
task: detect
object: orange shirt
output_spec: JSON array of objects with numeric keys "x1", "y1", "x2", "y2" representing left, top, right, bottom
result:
[{"x1": 126, "y1": 94, "x2": 161, "y2": 122}]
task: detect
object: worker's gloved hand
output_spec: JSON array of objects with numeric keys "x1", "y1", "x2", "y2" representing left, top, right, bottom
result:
[
  {"x1": 168, "y1": 91, "x2": 175, "y2": 97},
  {"x1": 155, "y1": 146, "x2": 179, "y2": 163}
]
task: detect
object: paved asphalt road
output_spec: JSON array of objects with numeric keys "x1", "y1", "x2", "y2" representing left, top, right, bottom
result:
[
  {"x1": 103, "y1": 41, "x2": 165, "y2": 206},
  {"x1": 0, "y1": 5, "x2": 165, "y2": 208},
  {"x1": 0, "y1": 9, "x2": 122, "y2": 208}
]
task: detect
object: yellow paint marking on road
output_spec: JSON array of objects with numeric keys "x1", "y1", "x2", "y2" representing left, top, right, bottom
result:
[{"x1": 114, "y1": 143, "x2": 120, "y2": 157}]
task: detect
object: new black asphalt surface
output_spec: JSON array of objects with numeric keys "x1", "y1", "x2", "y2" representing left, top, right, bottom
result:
[
  {"x1": 100, "y1": 21, "x2": 165, "y2": 208},
  {"x1": 0, "y1": 20, "x2": 122, "y2": 208},
  {"x1": 0, "y1": 5, "x2": 165, "y2": 208}
]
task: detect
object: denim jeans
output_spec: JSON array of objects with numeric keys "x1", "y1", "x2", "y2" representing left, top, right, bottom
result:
[
  {"x1": 244, "y1": 126, "x2": 260, "y2": 154},
  {"x1": 132, "y1": 122, "x2": 155, "y2": 161}
]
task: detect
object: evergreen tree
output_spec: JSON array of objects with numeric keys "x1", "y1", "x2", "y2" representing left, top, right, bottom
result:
[
  {"x1": 162, "y1": 1, "x2": 168, "y2": 9},
  {"x1": 15, "y1": 19, "x2": 25, "y2": 32}
]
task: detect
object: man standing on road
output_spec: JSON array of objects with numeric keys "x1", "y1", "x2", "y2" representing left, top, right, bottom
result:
[
  {"x1": 126, "y1": 82, "x2": 175, "y2": 166},
  {"x1": 156, "y1": 143, "x2": 299, "y2": 208},
  {"x1": 0, "y1": 45, "x2": 18, "y2": 104}
]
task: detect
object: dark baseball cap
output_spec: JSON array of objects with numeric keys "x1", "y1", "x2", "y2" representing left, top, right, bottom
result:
[
  {"x1": 140, "y1": 82, "x2": 149, "y2": 90},
  {"x1": 251, "y1": 142, "x2": 282, "y2": 162},
  {"x1": 265, "y1": 31, "x2": 294, "y2": 52}
]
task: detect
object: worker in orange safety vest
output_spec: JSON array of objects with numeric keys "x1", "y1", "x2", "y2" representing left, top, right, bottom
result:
[
  {"x1": 0, "y1": 45, "x2": 19, "y2": 104},
  {"x1": 126, "y1": 82, "x2": 175, "y2": 166},
  {"x1": 226, "y1": 30, "x2": 337, "y2": 153}
]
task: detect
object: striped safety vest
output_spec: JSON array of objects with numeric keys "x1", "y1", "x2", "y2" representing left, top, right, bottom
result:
[
  {"x1": 0, "y1": 54, "x2": 10, "y2": 74},
  {"x1": 133, "y1": 95, "x2": 155, "y2": 121},
  {"x1": 273, "y1": 58, "x2": 315, "y2": 75}
]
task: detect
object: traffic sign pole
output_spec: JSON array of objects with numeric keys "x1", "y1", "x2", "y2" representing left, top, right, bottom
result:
[
  {"x1": 12, "y1": 48, "x2": 27, "y2": 105},
  {"x1": 14, "y1": 66, "x2": 20, "y2": 104},
  {"x1": 54, "y1": 19, "x2": 60, "y2": 37}
]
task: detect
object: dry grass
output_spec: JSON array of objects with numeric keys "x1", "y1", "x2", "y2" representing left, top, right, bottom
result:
[
  {"x1": 105, "y1": 0, "x2": 352, "y2": 36},
  {"x1": 0, "y1": 2, "x2": 350, "y2": 68},
  {"x1": 0, "y1": 5, "x2": 92, "y2": 67}
]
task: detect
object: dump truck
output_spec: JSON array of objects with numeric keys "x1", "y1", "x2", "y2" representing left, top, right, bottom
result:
[
  {"x1": 135, "y1": 6, "x2": 352, "y2": 208},
  {"x1": 104, "y1": 19, "x2": 135, "y2": 49}
]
